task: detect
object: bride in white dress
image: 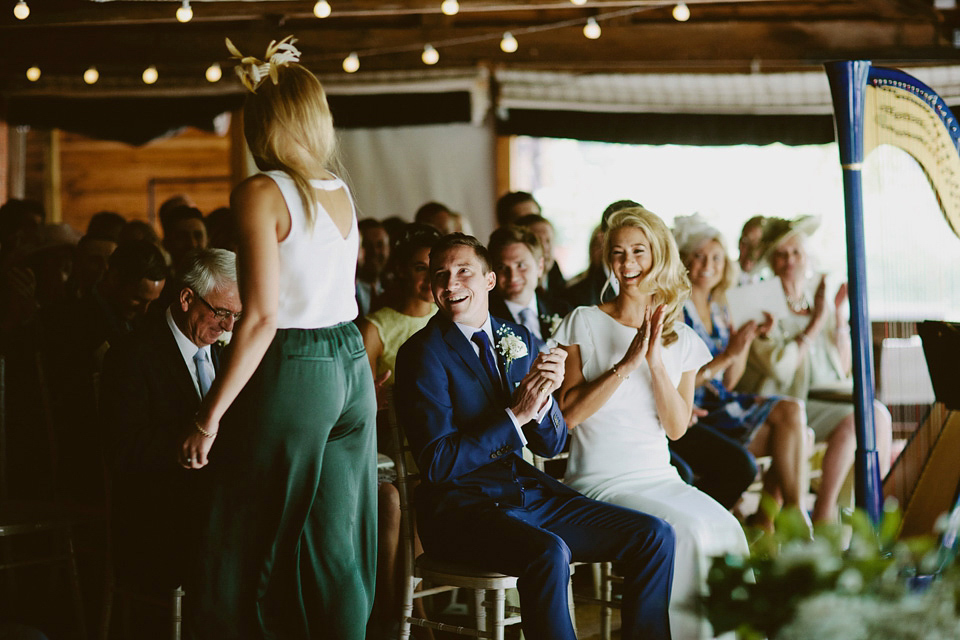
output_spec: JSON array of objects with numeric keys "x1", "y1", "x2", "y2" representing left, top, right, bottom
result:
[{"x1": 553, "y1": 207, "x2": 748, "y2": 640}]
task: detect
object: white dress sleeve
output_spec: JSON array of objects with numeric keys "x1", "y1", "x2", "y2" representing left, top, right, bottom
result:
[
  {"x1": 674, "y1": 322, "x2": 712, "y2": 374},
  {"x1": 552, "y1": 307, "x2": 599, "y2": 382}
]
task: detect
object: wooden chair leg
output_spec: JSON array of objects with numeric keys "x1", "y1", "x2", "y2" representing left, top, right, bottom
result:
[
  {"x1": 567, "y1": 574, "x2": 578, "y2": 636},
  {"x1": 473, "y1": 588, "x2": 487, "y2": 634},
  {"x1": 601, "y1": 561, "x2": 613, "y2": 640},
  {"x1": 399, "y1": 575, "x2": 416, "y2": 639},
  {"x1": 64, "y1": 526, "x2": 88, "y2": 640},
  {"x1": 100, "y1": 567, "x2": 114, "y2": 640},
  {"x1": 170, "y1": 585, "x2": 184, "y2": 640},
  {"x1": 591, "y1": 562, "x2": 602, "y2": 599},
  {"x1": 489, "y1": 589, "x2": 506, "y2": 640}
]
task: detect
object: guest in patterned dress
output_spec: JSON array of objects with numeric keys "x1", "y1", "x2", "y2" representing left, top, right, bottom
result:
[{"x1": 672, "y1": 214, "x2": 811, "y2": 528}]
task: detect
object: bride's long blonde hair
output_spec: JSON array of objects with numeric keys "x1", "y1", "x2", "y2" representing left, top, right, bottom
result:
[{"x1": 603, "y1": 207, "x2": 690, "y2": 346}]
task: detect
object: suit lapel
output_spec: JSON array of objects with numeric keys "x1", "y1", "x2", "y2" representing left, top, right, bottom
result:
[
  {"x1": 156, "y1": 320, "x2": 201, "y2": 404},
  {"x1": 491, "y1": 316, "x2": 525, "y2": 395},
  {"x1": 440, "y1": 317, "x2": 500, "y2": 405}
]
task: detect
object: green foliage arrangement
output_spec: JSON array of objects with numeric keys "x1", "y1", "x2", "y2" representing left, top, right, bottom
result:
[{"x1": 705, "y1": 500, "x2": 960, "y2": 640}]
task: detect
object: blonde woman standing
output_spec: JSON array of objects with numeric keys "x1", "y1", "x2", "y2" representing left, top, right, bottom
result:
[
  {"x1": 554, "y1": 207, "x2": 748, "y2": 640},
  {"x1": 180, "y1": 38, "x2": 377, "y2": 638}
]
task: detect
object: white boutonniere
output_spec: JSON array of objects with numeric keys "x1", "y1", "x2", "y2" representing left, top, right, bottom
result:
[
  {"x1": 217, "y1": 330, "x2": 233, "y2": 347},
  {"x1": 495, "y1": 326, "x2": 528, "y2": 375},
  {"x1": 541, "y1": 313, "x2": 563, "y2": 337}
]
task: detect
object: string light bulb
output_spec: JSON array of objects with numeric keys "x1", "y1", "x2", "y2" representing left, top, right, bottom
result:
[
  {"x1": 570, "y1": 0, "x2": 587, "y2": 5},
  {"x1": 13, "y1": 0, "x2": 29, "y2": 19},
  {"x1": 440, "y1": 0, "x2": 459, "y2": 16},
  {"x1": 342, "y1": 52, "x2": 360, "y2": 73},
  {"x1": 313, "y1": 0, "x2": 331, "y2": 18},
  {"x1": 175, "y1": 0, "x2": 193, "y2": 23},
  {"x1": 142, "y1": 65, "x2": 159, "y2": 84},
  {"x1": 83, "y1": 66, "x2": 99, "y2": 85},
  {"x1": 205, "y1": 62, "x2": 222, "y2": 82},
  {"x1": 500, "y1": 32, "x2": 518, "y2": 53},
  {"x1": 421, "y1": 44, "x2": 439, "y2": 65},
  {"x1": 672, "y1": 2, "x2": 690, "y2": 22},
  {"x1": 583, "y1": 17, "x2": 601, "y2": 39},
  {"x1": 26, "y1": 66, "x2": 41, "y2": 82}
]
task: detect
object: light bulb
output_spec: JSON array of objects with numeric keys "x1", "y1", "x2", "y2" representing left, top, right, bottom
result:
[
  {"x1": 313, "y1": 0, "x2": 331, "y2": 18},
  {"x1": 570, "y1": 0, "x2": 587, "y2": 5},
  {"x1": 142, "y1": 65, "x2": 158, "y2": 85},
  {"x1": 500, "y1": 32, "x2": 518, "y2": 53},
  {"x1": 583, "y1": 17, "x2": 601, "y2": 40},
  {"x1": 26, "y1": 66, "x2": 41, "y2": 82},
  {"x1": 342, "y1": 52, "x2": 360, "y2": 73},
  {"x1": 84, "y1": 66, "x2": 99, "y2": 85},
  {"x1": 672, "y1": 2, "x2": 690, "y2": 22},
  {"x1": 205, "y1": 62, "x2": 222, "y2": 83},
  {"x1": 13, "y1": 0, "x2": 29, "y2": 19},
  {"x1": 176, "y1": 0, "x2": 192, "y2": 23},
  {"x1": 440, "y1": 0, "x2": 459, "y2": 16},
  {"x1": 421, "y1": 44, "x2": 439, "y2": 65}
]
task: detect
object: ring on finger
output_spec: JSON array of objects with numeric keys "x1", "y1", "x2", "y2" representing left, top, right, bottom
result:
[{"x1": 539, "y1": 383, "x2": 549, "y2": 395}]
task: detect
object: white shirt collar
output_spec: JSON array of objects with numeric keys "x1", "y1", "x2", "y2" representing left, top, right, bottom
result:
[
  {"x1": 454, "y1": 314, "x2": 495, "y2": 352},
  {"x1": 165, "y1": 307, "x2": 211, "y2": 396}
]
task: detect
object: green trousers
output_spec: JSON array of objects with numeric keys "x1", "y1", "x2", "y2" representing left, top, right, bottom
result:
[{"x1": 189, "y1": 323, "x2": 377, "y2": 640}]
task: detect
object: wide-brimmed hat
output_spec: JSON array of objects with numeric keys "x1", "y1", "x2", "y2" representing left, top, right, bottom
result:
[
  {"x1": 672, "y1": 213, "x2": 724, "y2": 258},
  {"x1": 759, "y1": 214, "x2": 820, "y2": 264}
]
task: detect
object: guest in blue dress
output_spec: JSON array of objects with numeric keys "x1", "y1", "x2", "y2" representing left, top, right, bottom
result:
[{"x1": 671, "y1": 214, "x2": 811, "y2": 528}]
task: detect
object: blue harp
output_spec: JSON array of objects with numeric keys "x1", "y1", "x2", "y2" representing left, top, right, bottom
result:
[{"x1": 826, "y1": 61, "x2": 960, "y2": 526}]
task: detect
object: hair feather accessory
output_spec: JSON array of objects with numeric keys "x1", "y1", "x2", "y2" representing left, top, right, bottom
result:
[{"x1": 226, "y1": 35, "x2": 301, "y2": 93}]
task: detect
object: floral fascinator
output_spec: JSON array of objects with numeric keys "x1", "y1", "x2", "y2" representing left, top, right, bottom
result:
[
  {"x1": 672, "y1": 213, "x2": 724, "y2": 259},
  {"x1": 226, "y1": 35, "x2": 301, "y2": 93}
]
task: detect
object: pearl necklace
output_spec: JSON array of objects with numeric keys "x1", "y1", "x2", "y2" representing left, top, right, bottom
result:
[{"x1": 786, "y1": 292, "x2": 809, "y2": 314}]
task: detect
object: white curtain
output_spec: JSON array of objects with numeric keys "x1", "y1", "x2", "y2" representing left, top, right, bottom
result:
[{"x1": 337, "y1": 122, "x2": 496, "y2": 242}]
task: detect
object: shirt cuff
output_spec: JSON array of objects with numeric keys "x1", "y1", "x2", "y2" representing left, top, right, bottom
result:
[
  {"x1": 505, "y1": 408, "x2": 529, "y2": 446},
  {"x1": 505, "y1": 396, "x2": 554, "y2": 447}
]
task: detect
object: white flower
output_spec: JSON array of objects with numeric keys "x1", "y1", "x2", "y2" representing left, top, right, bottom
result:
[
  {"x1": 496, "y1": 326, "x2": 528, "y2": 374},
  {"x1": 541, "y1": 313, "x2": 563, "y2": 337},
  {"x1": 217, "y1": 330, "x2": 233, "y2": 347}
]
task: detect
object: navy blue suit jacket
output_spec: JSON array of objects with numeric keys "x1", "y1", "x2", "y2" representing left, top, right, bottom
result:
[{"x1": 395, "y1": 312, "x2": 576, "y2": 525}]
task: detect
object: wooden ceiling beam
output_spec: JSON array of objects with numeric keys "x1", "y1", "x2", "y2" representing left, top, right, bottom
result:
[{"x1": 1, "y1": 18, "x2": 950, "y2": 74}]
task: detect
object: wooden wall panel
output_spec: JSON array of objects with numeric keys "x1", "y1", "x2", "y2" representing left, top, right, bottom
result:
[{"x1": 24, "y1": 127, "x2": 231, "y2": 233}]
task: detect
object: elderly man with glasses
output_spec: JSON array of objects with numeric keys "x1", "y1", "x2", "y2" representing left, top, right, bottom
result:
[{"x1": 100, "y1": 247, "x2": 240, "y2": 630}]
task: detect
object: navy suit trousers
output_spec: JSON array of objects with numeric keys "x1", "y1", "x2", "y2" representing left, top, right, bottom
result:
[{"x1": 421, "y1": 486, "x2": 675, "y2": 640}]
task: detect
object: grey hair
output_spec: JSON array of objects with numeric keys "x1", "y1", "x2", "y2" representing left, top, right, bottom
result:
[{"x1": 179, "y1": 248, "x2": 238, "y2": 297}]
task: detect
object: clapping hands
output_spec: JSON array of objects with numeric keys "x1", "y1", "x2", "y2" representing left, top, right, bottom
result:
[
  {"x1": 511, "y1": 347, "x2": 567, "y2": 424},
  {"x1": 617, "y1": 304, "x2": 665, "y2": 376}
]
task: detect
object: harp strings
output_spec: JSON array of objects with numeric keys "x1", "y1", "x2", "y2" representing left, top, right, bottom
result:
[{"x1": 864, "y1": 82, "x2": 960, "y2": 503}]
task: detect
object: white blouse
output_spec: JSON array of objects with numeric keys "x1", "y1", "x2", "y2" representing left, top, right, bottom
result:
[{"x1": 263, "y1": 170, "x2": 359, "y2": 329}]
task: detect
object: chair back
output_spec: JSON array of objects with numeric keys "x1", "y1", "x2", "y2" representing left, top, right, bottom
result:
[
  {"x1": 0, "y1": 355, "x2": 7, "y2": 500},
  {"x1": 531, "y1": 450, "x2": 569, "y2": 478},
  {"x1": 383, "y1": 387, "x2": 419, "y2": 583}
]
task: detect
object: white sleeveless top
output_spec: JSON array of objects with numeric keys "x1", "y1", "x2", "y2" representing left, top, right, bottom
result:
[{"x1": 263, "y1": 170, "x2": 359, "y2": 329}]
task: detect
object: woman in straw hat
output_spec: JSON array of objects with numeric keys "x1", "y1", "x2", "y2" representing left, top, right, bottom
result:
[{"x1": 738, "y1": 215, "x2": 892, "y2": 523}]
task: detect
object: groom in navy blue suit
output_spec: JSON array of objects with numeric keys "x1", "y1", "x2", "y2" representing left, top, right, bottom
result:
[{"x1": 395, "y1": 234, "x2": 675, "y2": 640}]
